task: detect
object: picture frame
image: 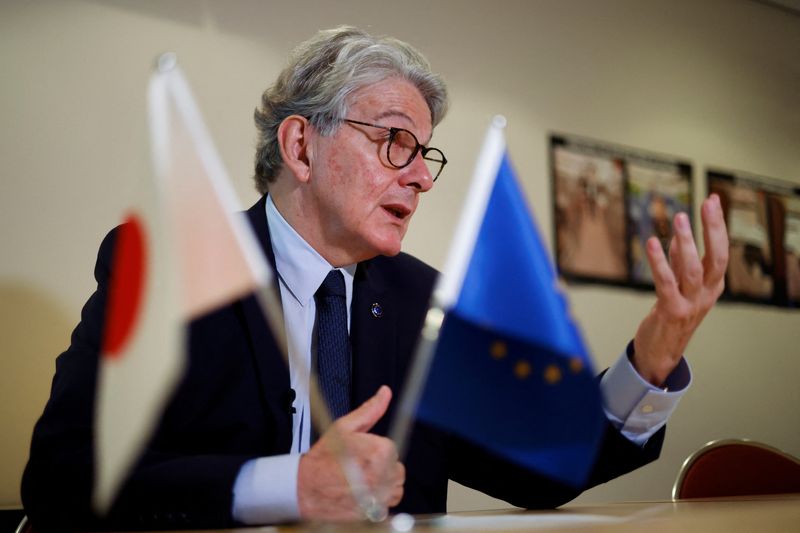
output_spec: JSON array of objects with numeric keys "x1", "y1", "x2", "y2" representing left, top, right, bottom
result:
[
  {"x1": 707, "y1": 169, "x2": 800, "y2": 308},
  {"x1": 708, "y1": 172, "x2": 774, "y2": 302},
  {"x1": 550, "y1": 134, "x2": 692, "y2": 289},
  {"x1": 781, "y1": 196, "x2": 800, "y2": 306}
]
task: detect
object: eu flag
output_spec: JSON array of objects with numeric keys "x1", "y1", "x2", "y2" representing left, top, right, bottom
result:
[{"x1": 415, "y1": 118, "x2": 605, "y2": 487}]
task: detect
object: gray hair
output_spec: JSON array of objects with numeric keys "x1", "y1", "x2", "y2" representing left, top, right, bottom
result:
[{"x1": 252, "y1": 26, "x2": 449, "y2": 194}]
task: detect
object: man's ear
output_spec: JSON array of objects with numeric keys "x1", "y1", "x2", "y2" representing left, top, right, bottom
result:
[{"x1": 277, "y1": 115, "x2": 314, "y2": 183}]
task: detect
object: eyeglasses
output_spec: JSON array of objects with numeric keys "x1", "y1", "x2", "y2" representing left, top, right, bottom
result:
[{"x1": 343, "y1": 119, "x2": 447, "y2": 181}]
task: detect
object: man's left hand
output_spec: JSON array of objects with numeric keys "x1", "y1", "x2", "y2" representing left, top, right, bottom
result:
[{"x1": 632, "y1": 194, "x2": 729, "y2": 386}]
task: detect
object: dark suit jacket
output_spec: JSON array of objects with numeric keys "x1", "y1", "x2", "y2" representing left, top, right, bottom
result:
[{"x1": 22, "y1": 195, "x2": 664, "y2": 531}]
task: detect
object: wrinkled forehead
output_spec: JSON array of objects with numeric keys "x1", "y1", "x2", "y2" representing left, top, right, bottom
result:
[{"x1": 347, "y1": 78, "x2": 434, "y2": 142}]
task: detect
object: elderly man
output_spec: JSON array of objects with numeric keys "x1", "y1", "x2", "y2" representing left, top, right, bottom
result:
[{"x1": 22, "y1": 26, "x2": 728, "y2": 531}]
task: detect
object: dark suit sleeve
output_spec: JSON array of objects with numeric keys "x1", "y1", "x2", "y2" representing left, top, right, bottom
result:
[
  {"x1": 385, "y1": 254, "x2": 666, "y2": 513},
  {"x1": 20, "y1": 229, "x2": 256, "y2": 531},
  {"x1": 442, "y1": 368, "x2": 665, "y2": 508},
  {"x1": 445, "y1": 422, "x2": 664, "y2": 510},
  {"x1": 384, "y1": 253, "x2": 667, "y2": 514}
]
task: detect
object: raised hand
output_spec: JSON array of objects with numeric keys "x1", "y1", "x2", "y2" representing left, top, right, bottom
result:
[
  {"x1": 632, "y1": 194, "x2": 729, "y2": 386},
  {"x1": 297, "y1": 385, "x2": 404, "y2": 521}
]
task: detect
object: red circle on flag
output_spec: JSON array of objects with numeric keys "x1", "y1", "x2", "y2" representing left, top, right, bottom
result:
[{"x1": 102, "y1": 214, "x2": 147, "y2": 358}]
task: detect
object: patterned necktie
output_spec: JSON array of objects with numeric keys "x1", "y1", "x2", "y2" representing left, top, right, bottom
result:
[{"x1": 314, "y1": 270, "x2": 351, "y2": 419}]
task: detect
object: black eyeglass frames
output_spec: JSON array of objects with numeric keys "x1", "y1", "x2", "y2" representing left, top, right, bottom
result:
[{"x1": 343, "y1": 119, "x2": 447, "y2": 181}]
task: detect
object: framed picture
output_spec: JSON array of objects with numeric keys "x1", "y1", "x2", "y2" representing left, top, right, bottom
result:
[
  {"x1": 707, "y1": 169, "x2": 800, "y2": 308},
  {"x1": 551, "y1": 141, "x2": 627, "y2": 283},
  {"x1": 627, "y1": 160, "x2": 692, "y2": 285},
  {"x1": 782, "y1": 196, "x2": 800, "y2": 306},
  {"x1": 551, "y1": 134, "x2": 692, "y2": 289},
  {"x1": 708, "y1": 172, "x2": 774, "y2": 302}
]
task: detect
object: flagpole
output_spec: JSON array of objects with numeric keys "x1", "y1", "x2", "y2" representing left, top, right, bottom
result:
[
  {"x1": 388, "y1": 305, "x2": 445, "y2": 460},
  {"x1": 389, "y1": 116, "x2": 508, "y2": 459},
  {"x1": 154, "y1": 55, "x2": 385, "y2": 523}
]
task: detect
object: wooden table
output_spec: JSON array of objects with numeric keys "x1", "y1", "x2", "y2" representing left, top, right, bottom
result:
[{"x1": 153, "y1": 494, "x2": 800, "y2": 532}]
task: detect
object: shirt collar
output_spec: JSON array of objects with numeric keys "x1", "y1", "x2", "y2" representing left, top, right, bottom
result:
[{"x1": 266, "y1": 195, "x2": 356, "y2": 307}]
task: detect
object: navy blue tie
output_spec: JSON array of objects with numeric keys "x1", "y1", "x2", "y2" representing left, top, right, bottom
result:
[{"x1": 315, "y1": 270, "x2": 351, "y2": 419}]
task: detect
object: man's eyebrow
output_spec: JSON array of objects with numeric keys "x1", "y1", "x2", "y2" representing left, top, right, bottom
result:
[
  {"x1": 374, "y1": 110, "x2": 416, "y2": 128},
  {"x1": 373, "y1": 110, "x2": 433, "y2": 144}
]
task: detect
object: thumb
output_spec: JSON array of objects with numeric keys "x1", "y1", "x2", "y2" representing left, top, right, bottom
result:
[{"x1": 336, "y1": 385, "x2": 392, "y2": 433}]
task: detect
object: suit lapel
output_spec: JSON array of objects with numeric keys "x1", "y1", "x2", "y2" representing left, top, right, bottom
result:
[
  {"x1": 351, "y1": 259, "x2": 397, "y2": 435},
  {"x1": 238, "y1": 195, "x2": 398, "y2": 442},
  {"x1": 237, "y1": 195, "x2": 292, "y2": 452}
]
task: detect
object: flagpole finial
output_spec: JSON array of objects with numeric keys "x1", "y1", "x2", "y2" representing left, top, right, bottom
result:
[
  {"x1": 155, "y1": 52, "x2": 178, "y2": 73},
  {"x1": 492, "y1": 115, "x2": 507, "y2": 129}
]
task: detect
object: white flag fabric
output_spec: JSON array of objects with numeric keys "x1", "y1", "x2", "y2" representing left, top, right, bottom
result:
[
  {"x1": 93, "y1": 55, "x2": 273, "y2": 513},
  {"x1": 149, "y1": 55, "x2": 272, "y2": 318}
]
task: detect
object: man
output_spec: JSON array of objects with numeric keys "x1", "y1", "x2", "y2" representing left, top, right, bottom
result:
[{"x1": 22, "y1": 26, "x2": 728, "y2": 531}]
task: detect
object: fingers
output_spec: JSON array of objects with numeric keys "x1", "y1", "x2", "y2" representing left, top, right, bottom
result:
[
  {"x1": 337, "y1": 385, "x2": 392, "y2": 433},
  {"x1": 669, "y1": 196, "x2": 729, "y2": 299},
  {"x1": 646, "y1": 236, "x2": 679, "y2": 303},
  {"x1": 298, "y1": 429, "x2": 405, "y2": 521},
  {"x1": 366, "y1": 445, "x2": 405, "y2": 508},
  {"x1": 298, "y1": 386, "x2": 402, "y2": 522},
  {"x1": 342, "y1": 432, "x2": 403, "y2": 514},
  {"x1": 671, "y1": 211, "x2": 704, "y2": 299},
  {"x1": 633, "y1": 195, "x2": 729, "y2": 386},
  {"x1": 339, "y1": 434, "x2": 404, "y2": 517},
  {"x1": 385, "y1": 462, "x2": 405, "y2": 507},
  {"x1": 392, "y1": 462, "x2": 405, "y2": 495},
  {"x1": 344, "y1": 432, "x2": 399, "y2": 467},
  {"x1": 701, "y1": 194, "x2": 729, "y2": 289},
  {"x1": 343, "y1": 433, "x2": 402, "y2": 482}
]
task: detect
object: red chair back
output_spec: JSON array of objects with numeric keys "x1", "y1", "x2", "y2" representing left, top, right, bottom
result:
[{"x1": 673, "y1": 439, "x2": 800, "y2": 500}]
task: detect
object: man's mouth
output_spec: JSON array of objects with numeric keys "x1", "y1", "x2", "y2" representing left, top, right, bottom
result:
[{"x1": 383, "y1": 204, "x2": 411, "y2": 220}]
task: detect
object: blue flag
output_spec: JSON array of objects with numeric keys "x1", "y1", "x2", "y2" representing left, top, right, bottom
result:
[{"x1": 415, "y1": 118, "x2": 605, "y2": 487}]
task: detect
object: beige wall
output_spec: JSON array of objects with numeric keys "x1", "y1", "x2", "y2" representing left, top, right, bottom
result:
[{"x1": 1, "y1": 0, "x2": 798, "y2": 512}]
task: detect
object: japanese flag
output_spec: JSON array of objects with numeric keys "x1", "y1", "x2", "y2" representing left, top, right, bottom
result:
[{"x1": 93, "y1": 54, "x2": 272, "y2": 513}]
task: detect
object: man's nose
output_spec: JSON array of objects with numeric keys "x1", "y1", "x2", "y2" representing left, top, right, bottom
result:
[{"x1": 399, "y1": 153, "x2": 434, "y2": 192}]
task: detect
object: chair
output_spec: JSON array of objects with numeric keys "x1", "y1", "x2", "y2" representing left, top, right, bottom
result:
[{"x1": 673, "y1": 438, "x2": 800, "y2": 500}]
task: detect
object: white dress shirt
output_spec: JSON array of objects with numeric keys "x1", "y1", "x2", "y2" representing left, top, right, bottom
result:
[{"x1": 232, "y1": 195, "x2": 691, "y2": 524}]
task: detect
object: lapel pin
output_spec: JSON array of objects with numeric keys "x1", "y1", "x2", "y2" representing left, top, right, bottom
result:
[{"x1": 371, "y1": 302, "x2": 383, "y2": 318}]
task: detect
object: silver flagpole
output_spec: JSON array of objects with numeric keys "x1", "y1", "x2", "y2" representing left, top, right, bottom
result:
[{"x1": 389, "y1": 304, "x2": 445, "y2": 461}]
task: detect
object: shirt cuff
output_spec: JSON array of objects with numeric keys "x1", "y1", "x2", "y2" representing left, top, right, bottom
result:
[
  {"x1": 600, "y1": 343, "x2": 692, "y2": 446},
  {"x1": 232, "y1": 454, "x2": 301, "y2": 525}
]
